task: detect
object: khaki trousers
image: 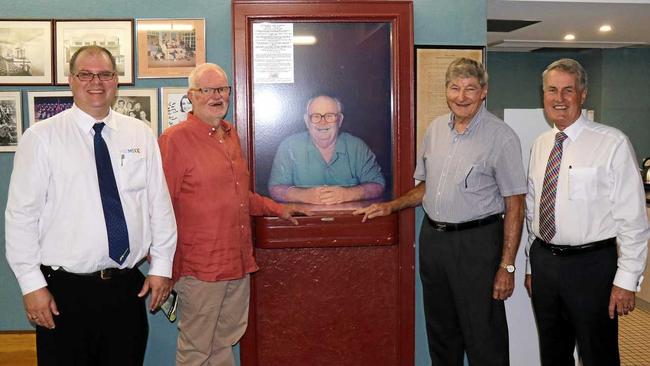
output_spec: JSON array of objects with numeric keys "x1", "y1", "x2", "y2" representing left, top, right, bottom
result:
[{"x1": 175, "y1": 275, "x2": 250, "y2": 366}]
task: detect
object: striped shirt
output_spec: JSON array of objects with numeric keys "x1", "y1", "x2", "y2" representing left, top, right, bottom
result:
[{"x1": 414, "y1": 105, "x2": 527, "y2": 223}]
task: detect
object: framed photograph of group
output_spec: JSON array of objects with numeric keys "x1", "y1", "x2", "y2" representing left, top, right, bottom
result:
[
  {"x1": 136, "y1": 18, "x2": 206, "y2": 78},
  {"x1": 112, "y1": 88, "x2": 159, "y2": 133},
  {"x1": 27, "y1": 90, "x2": 73, "y2": 126},
  {"x1": 0, "y1": 91, "x2": 23, "y2": 152},
  {"x1": 54, "y1": 19, "x2": 134, "y2": 85},
  {"x1": 0, "y1": 20, "x2": 53, "y2": 85},
  {"x1": 160, "y1": 87, "x2": 191, "y2": 129},
  {"x1": 414, "y1": 45, "x2": 484, "y2": 151}
]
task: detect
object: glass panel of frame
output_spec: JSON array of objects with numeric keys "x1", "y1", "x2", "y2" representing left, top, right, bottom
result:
[{"x1": 251, "y1": 21, "x2": 394, "y2": 210}]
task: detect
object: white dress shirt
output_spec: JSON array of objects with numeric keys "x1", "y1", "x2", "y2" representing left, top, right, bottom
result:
[
  {"x1": 5, "y1": 105, "x2": 177, "y2": 295},
  {"x1": 525, "y1": 115, "x2": 649, "y2": 291}
]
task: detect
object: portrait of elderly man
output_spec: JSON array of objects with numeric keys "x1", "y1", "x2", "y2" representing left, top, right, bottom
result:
[{"x1": 268, "y1": 94, "x2": 385, "y2": 205}]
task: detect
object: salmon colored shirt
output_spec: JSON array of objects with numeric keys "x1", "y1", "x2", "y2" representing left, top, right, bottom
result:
[{"x1": 159, "y1": 113, "x2": 282, "y2": 282}]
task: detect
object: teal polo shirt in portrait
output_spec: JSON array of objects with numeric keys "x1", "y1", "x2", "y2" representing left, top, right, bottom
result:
[{"x1": 268, "y1": 131, "x2": 385, "y2": 188}]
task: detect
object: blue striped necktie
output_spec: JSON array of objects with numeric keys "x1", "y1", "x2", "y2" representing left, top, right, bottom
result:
[
  {"x1": 93, "y1": 123, "x2": 130, "y2": 265},
  {"x1": 539, "y1": 131, "x2": 568, "y2": 242}
]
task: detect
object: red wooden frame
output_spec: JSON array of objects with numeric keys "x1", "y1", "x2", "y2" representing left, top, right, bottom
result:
[{"x1": 232, "y1": 1, "x2": 414, "y2": 364}]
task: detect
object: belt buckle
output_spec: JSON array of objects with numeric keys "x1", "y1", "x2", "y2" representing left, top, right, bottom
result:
[
  {"x1": 551, "y1": 246, "x2": 567, "y2": 256},
  {"x1": 433, "y1": 223, "x2": 447, "y2": 232},
  {"x1": 100, "y1": 269, "x2": 112, "y2": 280}
]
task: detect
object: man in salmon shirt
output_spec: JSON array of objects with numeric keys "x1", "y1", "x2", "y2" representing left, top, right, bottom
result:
[{"x1": 158, "y1": 63, "x2": 304, "y2": 366}]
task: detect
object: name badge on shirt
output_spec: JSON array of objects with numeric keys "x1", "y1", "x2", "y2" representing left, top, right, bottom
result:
[{"x1": 120, "y1": 148, "x2": 142, "y2": 167}]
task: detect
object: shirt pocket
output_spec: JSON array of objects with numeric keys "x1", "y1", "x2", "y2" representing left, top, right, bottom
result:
[
  {"x1": 459, "y1": 164, "x2": 490, "y2": 192},
  {"x1": 120, "y1": 154, "x2": 146, "y2": 191},
  {"x1": 568, "y1": 167, "x2": 597, "y2": 200}
]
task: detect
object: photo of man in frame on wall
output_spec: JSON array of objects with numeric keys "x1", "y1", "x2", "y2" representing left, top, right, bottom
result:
[{"x1": 252, "y1": 22, "x2": 393, "y2": 211}]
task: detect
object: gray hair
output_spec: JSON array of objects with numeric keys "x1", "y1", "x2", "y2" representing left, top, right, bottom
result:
[
  {"x1": 445, "y1": 58, "x2": 488, "y2": 87},
  {"x1": 188, "y1": 63, "x2": 229, "y2": 89},
  {"x1": 305, "y1": 95, "x2": 343, "y2": 114},
  {"x1": 542, "y1": 58, "x2": 588, "y2": 90},
  {"x1": 69, "y1": 45, "x2": 116, "y2": 74}
]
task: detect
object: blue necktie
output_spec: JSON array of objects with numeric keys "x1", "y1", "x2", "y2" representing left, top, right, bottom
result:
[{"x1": 93, "y1": 123, "x2": 130, "y2": 265}]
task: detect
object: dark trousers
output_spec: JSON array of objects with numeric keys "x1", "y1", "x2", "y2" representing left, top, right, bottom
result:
[
  {"x1": 36, "y1": 266, "x2": 148, "y2": 366},
  {"x1": 419, "y1": 217, "x2": 509, "y2": 366},
  {"x1": 529, "y1": 240, "x2": 619, "y2": 366}
]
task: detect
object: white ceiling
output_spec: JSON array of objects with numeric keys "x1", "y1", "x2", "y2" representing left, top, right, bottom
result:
[{"x1": 487, "y1": 0, "x2": 650, "y2": 51}]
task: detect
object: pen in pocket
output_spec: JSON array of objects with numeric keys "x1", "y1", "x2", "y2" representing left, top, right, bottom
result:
[
  {"x1": 120, "y1": 154, "x2": 125, "y2": 167},
  {"x1": 465, "y1": 166, "x2": 474, "y2": 188}
]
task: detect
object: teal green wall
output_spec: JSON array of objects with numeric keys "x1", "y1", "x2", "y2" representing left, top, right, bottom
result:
[
  {"x1": 1, "y1": 1, "x2": 485, "y2": 365},
  {"x1": 487, "y1": 49, "x2": 650, "y2": 163},
  {"x1": 599, "y1": 48, "x2": 650, "y2": 162}
]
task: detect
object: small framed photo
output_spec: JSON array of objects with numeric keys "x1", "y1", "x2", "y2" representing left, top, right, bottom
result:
[
  {"x1": 112, "y1": 88, "x2": 159, "y2": 134},
  {"x1": 0, "y1": 91, "x2": 23, "y2": 152},
  {"x1": 0, "y1": 20, "x2": 53, "y2": 85},
  {"x1": 55, "y1": 19, "x2": 134, "y2": 85},
  {"x1": 27, "y1": 90, "x2": 73, "y2": 126},
  {"x1": 160, "y1": 87, "x2": 191, "y2": 130},
  {"x1": 136, "y1": 18, "x2": 205, "y2": 78}
]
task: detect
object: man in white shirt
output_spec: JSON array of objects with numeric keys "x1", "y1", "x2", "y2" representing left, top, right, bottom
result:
[
  {"x1": 525, "y1": 58, "x2": 648, "y2": 366},
  {"x1": 5, "y1": 45, "x2": 177, "y2": 365}
]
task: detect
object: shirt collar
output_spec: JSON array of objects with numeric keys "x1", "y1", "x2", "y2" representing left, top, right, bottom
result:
[
  {"x1": 552, "y1": 113, "x2": 588, "y2": 142},
  {"x1": 185, "y1": 112, "x2": 233, "y2": 137},
  {"x1": 447, "y1": 104, "x2": 485, "y2": 136},
  {"x1": 71, "y1": 104, "x2": 117, "y2": 134}
]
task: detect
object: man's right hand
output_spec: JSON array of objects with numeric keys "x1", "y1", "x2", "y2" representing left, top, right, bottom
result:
[
  {"x1": 352, "y1": 202, "x2": 393, "y2": 222},
  {"x1": 24, "y1": 287, "x2": 59, "y2": 329},
  {"x1": 524, "y1": 274, "x2": 532, "y2": 297}
]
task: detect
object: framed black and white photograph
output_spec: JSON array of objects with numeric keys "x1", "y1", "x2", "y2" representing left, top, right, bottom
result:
[
  {"x1": 112, "y1": 88, "x2": 159, "y2": 134},
  {"x1": 0, "y1": 91, "x2": 23, "y2": 152},
  {"x1": 27, "y1": 90, "x2": 73, "y2": 126},
  {"x1": 136, "y1": 18, "x2": 205, "y2": 78},
  {"x1": 0, "y1": 20, "x2": 53, "y2": 85},
  {"x1": 55, "y1": 19, "x2": 134, "y2": 85},
  {"x1": 160, "y1": 86, "x2": 191, "y2": 129}
]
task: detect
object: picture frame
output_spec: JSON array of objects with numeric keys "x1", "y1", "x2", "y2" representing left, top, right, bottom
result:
[
  {"x1": 54, "y1": 19, "x2": 134, "y2": 85},
  {"x1": 414, "y1": 45, "x2": 484, "y2": 151},
  {"x1": 112, "y1": 88, "x2": 159, "y2": 134},
  {"x1": 0, "y1": 91, "x2": 23, "y2": 152},
  {"x1": 241, "y1": 22, "x2": 395, "y2": 202},
  {"x1": 160, "y1": 86, "x2": 191, "y2": 130},
  {"x1": 136, "y1": 18, "x2": 206, "y2": 78},
  {"x1": 27, "y1": 90, "x2": 73, "y2": 127},
  {"x1": 0, "y1": 20, "x2": 53, "y2": 85}
]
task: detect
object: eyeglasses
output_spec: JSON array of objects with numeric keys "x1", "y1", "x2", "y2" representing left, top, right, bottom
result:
[
  {"x1": 73, "y1": 71, "x2": 116, "y2": 82},
  {"x1": 193, "y1": 86, "x2": 232, "y2": 97},
  {"x1": 309, "y1": 113, "x2": 339, "y2": 124}
]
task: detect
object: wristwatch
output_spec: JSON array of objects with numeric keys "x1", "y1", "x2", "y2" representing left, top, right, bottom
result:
[{"x1": 500, "y1": 263, "x2": 516, "y2": 273}]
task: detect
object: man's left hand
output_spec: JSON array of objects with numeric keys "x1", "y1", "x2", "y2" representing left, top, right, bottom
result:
[
  {"x1": 492, "y1": 268, "x2": 515, "y2": 300},
  {"x1": 138, "y1": 275, "x2": 172, "y2": 312},
  {"x1": 608, "y1": 285, "x2": 635, "y2": 319}
]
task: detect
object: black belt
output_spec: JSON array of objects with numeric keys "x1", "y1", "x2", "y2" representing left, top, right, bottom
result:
[
  {"x1": 536, "y1": 237, "x2": 616, "y2": 256},
  {"x1": 41, "y1": 265, "x2": 134, "y2": 280},
  {"x1": 426, "y1": 213, "x2": 502, "y2": 232}
]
